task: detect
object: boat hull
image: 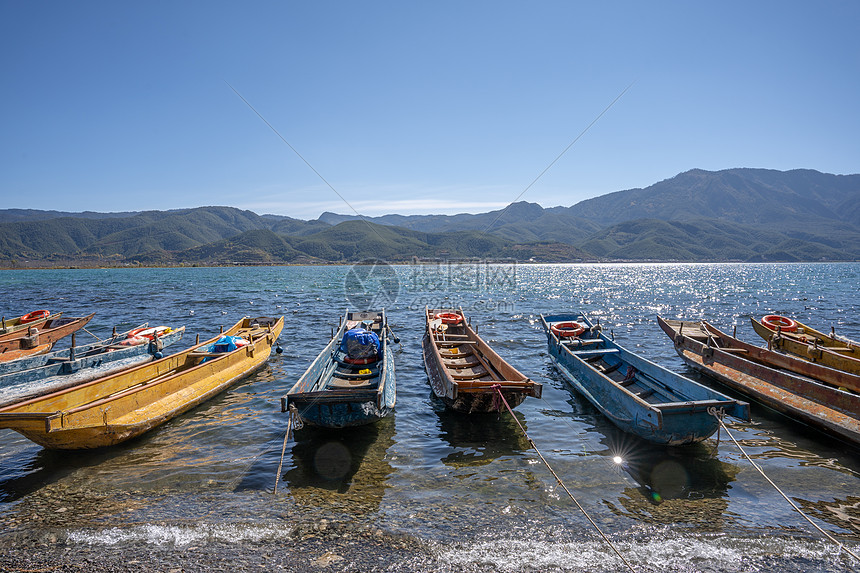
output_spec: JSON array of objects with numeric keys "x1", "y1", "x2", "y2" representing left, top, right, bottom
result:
[
  {"x1": 0, "y1": 327, "x2": 186, "y2": 407},
  {"x1": 751, "y1": 318, "x2": 860, "y2": 375},
  {"x1": 542, "y1": 313, "x2": 748, "y2": 446},
  {"x1": 284, "y1": 310, "x2": 395, "y2": 429},
  {"x1": 659, "y1": 317, "x2": 860, "y2": 447},
  {"x1": 422, "y1": 308, "x2": 540, "y2": 414},
  {"x1": 0, "y1": 312, "x2": 62, "y2": 340},
  {"x1": 0, "y1": 317, "x2": 282, "y2": 449},
  {"x1": 0, "y1": 314, "x2": 95, "y2": 362}
]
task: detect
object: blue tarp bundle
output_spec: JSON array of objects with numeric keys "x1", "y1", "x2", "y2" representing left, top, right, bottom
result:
[
  {"x1": 208, "y1": 335, "x2": 248, "y2": 353},
  {"x1": 340, "y1": 328, "x2": 380, "y2": 359}
]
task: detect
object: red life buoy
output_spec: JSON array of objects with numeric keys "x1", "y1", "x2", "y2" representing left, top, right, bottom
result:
[
  {"x1": 20, "y1": 310, "x2": 50, "y2": 324},
  {"x1": 551, "y1": 321, "x2": 586, "y2": 338},
  {"x1": 434, "y1": 312, "x2": 462, "y2": 325},
  {"x1": 343, "y1": 355, "x2": 378, "y2": 365},
  {"x1": 762, "y1": 315, "x2": 797, "y2": 332}
]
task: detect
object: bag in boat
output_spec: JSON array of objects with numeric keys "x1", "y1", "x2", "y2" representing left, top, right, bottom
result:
[
  {"x1": 208, "y1": 335, "x2": 250, "y2": 353},
  {"x1": 340, "y1": 328, "x2": 380, "y2": 359}
]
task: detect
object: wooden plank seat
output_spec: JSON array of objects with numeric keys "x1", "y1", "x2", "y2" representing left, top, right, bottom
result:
[
  {"x1": 572, "y1": 348, "x2": 620, "y2": 357},
  {"x1": 327, "y1": 377, "x2": 376, "y2": 389},
  {"x1": 597, "y1": 362, "x2": 621, "y2": 375},
  {"x1": 442, "y1": 359, "x2": 482, "y2": 370},
  {"x1": 440, "y1": 349, "x2": 473, "y2": 358},
  {"x1": 451, "y1": 368, "x2": 490, "y2": 380}
]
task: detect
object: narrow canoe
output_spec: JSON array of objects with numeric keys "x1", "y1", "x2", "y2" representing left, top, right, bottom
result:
[
  {"x1": 542, "y1": 313, "x2": 749, "y2": 446},
  {"x1": 701, "y1": 320, "x2": 860, "y2": 394},
  {"x1": 0, "y1": 311, "x2": 63, "y2": 340},
  {"x1": 0, "y1": 314, "x2": 96, "y2": 363},
  {"x1": 658, "y1": 316, "x2": 860, "y2": 447},
  {"x1": 0, "y1": 326, "x2": 185, "y2": 407},
  {"x1": 0, "y1": 316, "x2": 282, "y2": 450},
  {"x1": 282, "y1": 309, "x2": 395, "y2": 428},
  {"x1": 751, "y1": 317, "x2": 860, "y2": 375},
  {"x1": 422, "y1": 308, "x2": 542, "y2": 413}
]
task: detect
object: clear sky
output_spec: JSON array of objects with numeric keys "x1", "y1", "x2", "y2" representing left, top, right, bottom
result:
[{"x1": 1, "y1": 2, "x2": 858, "y2": 220}]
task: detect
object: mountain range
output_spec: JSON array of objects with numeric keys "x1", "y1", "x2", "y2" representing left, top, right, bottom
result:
[{"x1": 1, "y1": 168, "x2": 858, "y2": 267}]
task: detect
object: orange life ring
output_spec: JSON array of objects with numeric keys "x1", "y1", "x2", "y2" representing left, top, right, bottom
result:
[
  {"x1": 434, "y1": 312, "x2": 462, "y2": 325},
  {"x1": 343, "y1": 355, "x2": 378, "y2": 365},
  {"x1": 126, "y1": 326, "x2": 169, "y2": 341},
  {"x1": 551, "y1": 321, "x2": 586, "y2": 338},
  {"x1": 762, "y1": 315, "x2": 797, "y2": 332},
  {"x1": 20, "y1": 310, "x2": 50, "y2": 324}
]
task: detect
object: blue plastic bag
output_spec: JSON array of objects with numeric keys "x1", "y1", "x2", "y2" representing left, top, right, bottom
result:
[{"x1": 339, "y1": 328, "x2": 380, "y2": 359}]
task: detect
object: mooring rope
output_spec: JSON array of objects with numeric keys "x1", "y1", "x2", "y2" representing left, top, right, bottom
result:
[
  {"x1": 711, "y1": 410, "x2": 860, "y2": 563},
  {"x1": 492, "y1": 384, "x2": 638, "y2": 573},
  {"x1": 273, "y1": 411, "x2": 294, "y2": 495}
]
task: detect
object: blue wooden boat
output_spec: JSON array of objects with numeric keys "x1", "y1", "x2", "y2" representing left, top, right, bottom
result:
[
  {"x1": 540, "y1": 312, "x2": 749, "y2": 445},
  {"x1": 282, "y1": 310, "x2": 396, "y2": 428},
  {"x1": 0, "y1": 325, "x2": 186, "y2": 407}
]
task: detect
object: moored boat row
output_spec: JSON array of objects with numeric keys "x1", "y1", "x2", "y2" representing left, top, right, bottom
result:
[{"x1": 1, "y1": 305, "x2": 855, "y2": 455}]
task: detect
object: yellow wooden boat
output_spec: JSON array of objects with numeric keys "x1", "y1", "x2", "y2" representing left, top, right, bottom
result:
[
  {"x1": 752, "y1": 316, "x2": 860, "y2": 376},
  {"x1": 0, "y1": 316, "x2": 283, "y2": 450}
]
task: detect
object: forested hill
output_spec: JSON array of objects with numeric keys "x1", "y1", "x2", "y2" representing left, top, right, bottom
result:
[{"x1": 2, "y1": 168, "x2": 858, "y2": 266}]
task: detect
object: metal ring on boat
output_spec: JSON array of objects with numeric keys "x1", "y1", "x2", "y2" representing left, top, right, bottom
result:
[
  {"x1": 551, "y1": 321, "x2": 586, "y2": 338},
  {"x1": 762, "y1": 314, "x2": 797, "y2": 332},
  {"x1": 20, "y1": 309, "x2": 49, "y2": 323},
  {"x1": 434, "y1": 312, "x2": 462, "y2": 325}
]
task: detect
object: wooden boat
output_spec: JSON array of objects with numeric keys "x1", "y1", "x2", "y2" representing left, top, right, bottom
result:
[
  {"x1": 541, "y1": 313, "x2": 749, "y2": 445},
  {"x1": 0, "y1": 316, "x2": 283, "y2": 449},
  {"x1": 658, "y1": 316, "x2": 860, "y2": 447},
  {"x1": 282, "y1": 310, "x2": 395, "y2": 428},
  {"x1": 0, "y1": 323, "x2": 145, "y2": 376},
  {"x1": 422, "y1": 308, "x2": 541, "y2": 413},
  {"x1": 751, "y1": 316, "x2": 860, "y2": 375},
  {"x1": 0, "y1": 313, "x2": 95, "y2": 363},
  {"x1": 0, "y1": 310, "x2": 63, "y2": 340},
  {"x1": 701, "y1": 320, "x2": 860, "y2": 394},
  {"x1": 0, "y1": 325, "x2": 186, "y2": 408}
]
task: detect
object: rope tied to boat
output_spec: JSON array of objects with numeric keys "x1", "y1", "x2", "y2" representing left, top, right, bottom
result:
[
  {"x1": 491, "y1": 384, "x2": 638, "y2": 573},
  {"x1": 707, "y1": 406, "x2": 724, "y2": 455},
  {"x1": 273, "y1": 405, "x2": 303, "y2": 494},
  {"x1": 710, "y1": 411, "x2": 860, "y2": 564}
]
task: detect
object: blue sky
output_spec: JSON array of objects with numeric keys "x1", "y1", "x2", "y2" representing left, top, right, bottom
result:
[{"x1": 2, "y1": 2, "x2": 858, "y2": 220}]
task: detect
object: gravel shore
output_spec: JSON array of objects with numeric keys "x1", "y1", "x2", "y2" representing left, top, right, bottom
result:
[{"x1": 1, "y1": 521, "x2": 439, "y2": 573}]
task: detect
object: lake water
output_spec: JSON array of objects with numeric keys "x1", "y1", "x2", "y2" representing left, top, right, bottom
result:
[{"x1": 1, "y1": 263, "x2": 859, "y2": 572}]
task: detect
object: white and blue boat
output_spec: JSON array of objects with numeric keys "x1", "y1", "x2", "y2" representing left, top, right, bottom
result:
[
  {"x1": 282, "y1": 310, "x2": 396, "y2": 429},
  {"x1": 0, "y1": 325, "x2": 185, "y2": 407},
  {"x1": 540, "y1": 312, "x2": 749, "y2": 445}
]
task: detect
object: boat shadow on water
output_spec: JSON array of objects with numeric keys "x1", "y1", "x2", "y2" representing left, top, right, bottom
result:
[
  {"x1": 600, "y1": 427, "x2": 739, "y2": 528},
  {"x1": 237, "y1": 416, "x2": 396, "y2": 516},
  {"x1": 542, "y1": 364, "x2": 741, "y2": 527},
  {"x1": 0, "y1": 435, "x2": 146, "y2": 503},
  {"x1": 433, "y1": 396, "x2": 531, "y2": 468}
]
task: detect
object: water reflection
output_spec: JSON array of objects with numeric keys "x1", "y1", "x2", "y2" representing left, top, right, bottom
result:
[
  {"x1": 0, "y1": 441, "x2": 123, "y2": 503},
  {"x1": 600, "y1": 428, "x2": 738, "y2": 527},
  {"x1": 282, "y1": 417, "x2": 395, "y2": 515},
  {"x1": 435, "y1": 398, "x2": 530, "y2": 468},
  {"x1": 798, "y1": 495, "x2": 860, "y2": 535}
]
